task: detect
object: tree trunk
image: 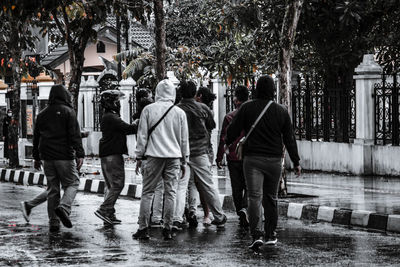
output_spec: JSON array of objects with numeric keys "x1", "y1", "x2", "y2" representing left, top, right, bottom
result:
[
  {"x1": 154, "y1": 0, "x2": 166, "y2": 83},
  {"x1": 278, "y1": 0, "x2": 304, "y2": 196}
]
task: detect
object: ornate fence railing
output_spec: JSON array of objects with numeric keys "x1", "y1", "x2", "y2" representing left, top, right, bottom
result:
[
  {"x1": 291, "y1": 74, "x2": 356, "y2": 143},
  {"x1": 374, "y1": 73, "x2": 400, "y2": 145}
]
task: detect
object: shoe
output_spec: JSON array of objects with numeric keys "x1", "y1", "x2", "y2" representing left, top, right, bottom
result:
[
  {"x1": 110, "y1": 214, "x2": 122, "y2": 225},
  {"x1": 94, "y1": 210, "x2": 113, "y2": 225},
  {"x1": 238, "y1": 209, "x2": 249, "y2": 228},
  {"x1": 132, "y1": 228, "x2": 150, "y2": 240},
  {"x1": 203, "y1": 217, "x2": 212, "y2": 226},
  {"x1": 55, "y1": 207, "x2": 72, "y2": 228},
  {"x1": 187, "y1": 211, "x2": 198, "y2": 228},
  {"x1": 172, "y1": 221, "x2": 188, "y2": 231},
  {"x1": 265, "y1": 232, "x2": 278, "y2": 245},
  {"x1": 49, "y1": 224, "x2": 60, "y2": 233},
  {"x1": 248, "y1": 236, "x2": 264, "y2": 250},
  {"x1": 150, "y1": 220, "x2": 163, "y2": 228},
  {"x1": 211, "y1": 214, "x2": 227, "y2": 228},
  {"x1": 162, "y1": 228, "x2": 172, "y2": 240},
  {"x1": 20, "y1": 201, "x2": 31, "y2": 223}
]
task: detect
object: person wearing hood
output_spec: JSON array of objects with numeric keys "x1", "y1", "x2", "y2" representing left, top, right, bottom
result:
[
  {"x1": 227, "y1": 75, "x2": 301, "y2": 250},
  {"x1": 176, "y1": 80, "x2": 227, "y2": 230},
  {"x1": 94, "y1": 89, "x2": 138, "y2": 225},
  {"x1": 133, "y1": 79, "x2": 189, "y2": 240},
  {"x1": 31, "y1": 84, "x2": 85, "y2": 232}
]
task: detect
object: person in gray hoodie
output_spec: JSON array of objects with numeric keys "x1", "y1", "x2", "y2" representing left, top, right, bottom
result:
[{"x1": 133, "y1": 79, "x2": 189, "y2": 240}]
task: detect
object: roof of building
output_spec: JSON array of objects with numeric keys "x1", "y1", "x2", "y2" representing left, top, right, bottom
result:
[{"x1": 41, "y1": 20, "x2": 153, "y2": 69}]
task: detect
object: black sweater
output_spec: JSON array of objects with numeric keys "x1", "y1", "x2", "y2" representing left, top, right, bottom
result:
[
  {"x1": 99, "y1": 111, "x2": 137, "y2": 157},
  {"x1": 226, "y1": 99, "x2": 300, "y2": 166}
]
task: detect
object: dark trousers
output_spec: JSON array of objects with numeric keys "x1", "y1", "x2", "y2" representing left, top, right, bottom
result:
[
  {"x1": 243, "y1": 156, "x2": 282, "y2": 238},
  {"x1": 99, "y1": 154, "x2": 125, "y2": 216},
  {"x1": 227, "y1": 160, "x2": 247, "y2": 214}
]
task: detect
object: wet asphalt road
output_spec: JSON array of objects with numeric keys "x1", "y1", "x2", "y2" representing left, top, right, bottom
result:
[{"x1": 1, "y1": 183, "x2": 400, "y2": 266}]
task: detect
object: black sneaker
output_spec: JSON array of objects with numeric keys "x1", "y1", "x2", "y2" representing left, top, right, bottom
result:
[
  {"x1": 172, "y1": 221, "x2": 188, "y2": 231},
  {"x1": 94, "y1": 210, "x2": 113, "y2": 225},
  {"x1": 55, "y1": 207, "x2": 72, "y2": 228},
  {"x1": 187, "y1": 211, "x2": 198, "y2": 228},
  {"x1": 150, "y1": 220, "x2": 163, "y2": 228},
  {"x1": 49, "y1": 224, "x2": 60, "y2": 233},
  {"x1": 211, "y1": 214, "x2": 227, "y2": 228},
  {"x1": 20, "y1": 201, "x2": 31, "y2": 223},
  {"x1": 162, "y1": 228, "x2": 172, "y2": 240},
  {"x1": 248, "y1": 236, "x2": 264, "y2": 250},
  {"x1": 132, "y1": 228, "x2": 150, "y2": 240},
  {"x1": 238, "y1": 209, "x2": 249, "y2": 228},
  {"x1": 110, "y1": 214, "x2": 122, "y2": 225},
  {"x1": 265, "y1": 232, "x2": 278, "y2": 245}
]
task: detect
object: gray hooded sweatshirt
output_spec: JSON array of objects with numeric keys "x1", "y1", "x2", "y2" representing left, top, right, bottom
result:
[{"x1": 135, "y1": 79, "x2": 189, "y2": 164}]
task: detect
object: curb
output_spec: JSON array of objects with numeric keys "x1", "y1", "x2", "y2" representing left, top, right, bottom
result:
[
  {"x1": 0, "y1": 168, "x2": 141, "y2": 199},
  {"x1": 2, "y1": 168, "x2": 399, "y2": 234},
  {"x1": 221, "y1": 194, "x2": 400, "y2": 234}
]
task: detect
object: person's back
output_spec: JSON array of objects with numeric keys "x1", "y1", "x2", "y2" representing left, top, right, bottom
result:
[{"x1": 34, "y1": 86, "x2": 84, "y2": 160}]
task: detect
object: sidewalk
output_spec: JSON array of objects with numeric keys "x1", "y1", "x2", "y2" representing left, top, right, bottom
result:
[{"x1": 1, "y1": 158, "x2": 400, "y2": 234}]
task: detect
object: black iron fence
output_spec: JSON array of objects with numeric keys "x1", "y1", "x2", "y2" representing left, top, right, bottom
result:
[
  {"x1": 225, "y1": 81, "x2": 255, "y2": 114},
  {"x1": 92, "y1": 87, "x2": 102, "y2": 131},
  {"x1": 374, "y1": 73, "x2": 400, "y2": 145},
  {"x1": 291, "y1": 74, "x2": 356, "y2": 143}
]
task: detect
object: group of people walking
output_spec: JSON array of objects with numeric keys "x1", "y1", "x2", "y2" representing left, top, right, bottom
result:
[{"x1": 20, "y1": 75, "x2": 301, "y2": 250}]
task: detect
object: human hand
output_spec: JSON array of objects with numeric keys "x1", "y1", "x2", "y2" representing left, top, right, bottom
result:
[
  {"x1": 76, "y1": 158, "x2": 84, "y2": 171},
  {"x1": 294, "y1": 165, "x2": 302, "y2": 177},
  {"x1": 34, "y1": 160, "x2": 42, "y2": 171},
  {"x1": 136, "y1": 160, "x2": 142, "y2": 175},
  {"x1": 216, "y1": 161, "x2": 223, "y2": 169}
]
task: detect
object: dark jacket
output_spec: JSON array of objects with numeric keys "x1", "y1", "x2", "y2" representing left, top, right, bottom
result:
[
  {"x1": 33, "y1": 85, "x2": 85, "y2": 160},
  {"x1": 177, "y1": 98, "x2": 216, "y2": 157},
  {"x1": 216, "y1": 107, "x2": 244, "y2": 162},
  {"x1": 226, "y1": 99, "x2": 300, "y2": 166},
  {"x1": 99, "y1": 111, "x2": 137, "y2": 157}
]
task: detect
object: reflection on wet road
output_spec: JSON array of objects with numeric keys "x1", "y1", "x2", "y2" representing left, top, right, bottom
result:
[{"x1": 1, "y1": 183, "x2": 399, "y2": 266}]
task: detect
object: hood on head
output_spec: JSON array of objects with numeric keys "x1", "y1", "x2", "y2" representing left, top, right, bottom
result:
[
  {"x1": 255, "y1": 75, "x2": 276, "y2": 100},
  {"x1": 155, "y1": 79, "x2": 176, "y2": 103},
  {"x1": 48, "y1": 84, "x2": 73, "y2": 107}
]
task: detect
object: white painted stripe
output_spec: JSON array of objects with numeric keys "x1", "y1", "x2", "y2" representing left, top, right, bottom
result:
[
  {"x1": 42, "y1": 175, "x2": 47, "y2": 186},
  {"x1": 120, "y1": 184, "x2": 129, "y2": 196},
  {"x1": 23, "y1": 172, "x2": 30, "y2": 185},
  {"x1": 5, "y1": 169, "x2": 11, "y2": 181},
  {"x1": 78, "y1": 178, "x2": 87, "y2": 191},
  {"x1": 90, "y1": 179, "x2": 100, "y2": 192},
  {"x1": 287, "y1": 203, "x2": 304, "y2": 219},
  {"x1": 287, "y1": 182, "x2": 400, "y2": 195},
  {"x1": 14, "y1": 170, "x2": 21, "y2": 181},
  {"x1": 33, "y1": 173, "x2": 40, "y2": 184},
  {"x1": 135, "y1": 185, "x2": 142, "y2": 198},
  {"x1": 387, "y1": 215, "x2": 400, "y2": 233},
  {"x1": 350, "y1": 210, "x2": 372, "y2": 227},
  {"x1": 317, "y1": 206, "x2": 336, "y2": 222}
]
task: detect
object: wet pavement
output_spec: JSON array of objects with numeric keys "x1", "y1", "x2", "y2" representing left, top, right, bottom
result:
[
  {"x1": 286, "y1": 172, "x2": 400, "y2": 215},
  {"x1": 1, "y1": 183, "x2": 400, "y2": 266}
]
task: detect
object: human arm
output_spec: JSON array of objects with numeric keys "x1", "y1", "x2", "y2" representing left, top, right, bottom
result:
[
  {"x1": 216, "y1": 115, "x2": 230, "y2": 168},
  {"x1": 179, "y1": 111, "x2": 190, "y2": 178},
  {"x1": 226, "y1": 105, "x2": 245, "y2": 146},
  {"x1": 281, "y1": 109, "x2": 301, "y2": 170},
  {"x1": 68, "y1": 110, "x2": 85, "y2": 170},
  {"x1": 134, "y1": 108, "x2": 149, "y2": 160}
]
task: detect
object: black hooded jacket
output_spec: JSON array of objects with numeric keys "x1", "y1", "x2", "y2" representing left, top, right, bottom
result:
[
  {"x1": 33, "y1": 85, "x2": 85, "y2": 160},
  {"x1": 226, "y1": 76, "x2": 300, "y2": 166}
]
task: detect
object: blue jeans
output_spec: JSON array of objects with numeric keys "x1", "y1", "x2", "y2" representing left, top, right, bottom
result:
[
  {"x1": 99, "y1": 154, "x2": 125, "y2": 216},
  {"x1": 243, "y1": 156, "x2": 282, "y2": 238},
  {"x1": 43, "y1": 160, "x2": 80, "y2": 226}
]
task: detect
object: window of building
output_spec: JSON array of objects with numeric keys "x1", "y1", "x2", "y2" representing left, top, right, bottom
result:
[{"x1": 97, "y1": 41, "x2": 105, "y2": 53}]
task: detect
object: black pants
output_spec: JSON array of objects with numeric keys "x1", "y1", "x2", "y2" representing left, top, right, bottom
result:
[{"x1": 227, "y1": 160, "x2": 248, "y2": 215}]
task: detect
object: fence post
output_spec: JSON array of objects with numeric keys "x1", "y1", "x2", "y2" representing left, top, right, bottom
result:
[
  {"x1": 305, "y1": 75, "x2": 312, "y2": 140},
  {"x1": 392, "y1": 74, "x2": 399, "y2": 145},
  {"x1": 119, "y1": 77, "x2": 136, "y2": 124},
  {"x1": 353, "y1": 54, "x2": 382, "y2": 174}
]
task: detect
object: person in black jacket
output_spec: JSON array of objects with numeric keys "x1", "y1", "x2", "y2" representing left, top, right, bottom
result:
[
  {"x1": 227, "y1": 75, "x2": 301, "y2": 250},
  {"x1": 94, "y1": 89, "x2": 138, "y2": 225},
  {"x1": 32, "y1": 84, "x2": 85, "y2": 232}
]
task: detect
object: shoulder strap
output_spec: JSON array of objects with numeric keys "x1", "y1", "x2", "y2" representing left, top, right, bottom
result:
[
  {"x1": 242, "y1": 100, "x2": 273, "y2": 144},
  {"x1": 148, "y1": 104, "x2": 175, "y2": 136}
]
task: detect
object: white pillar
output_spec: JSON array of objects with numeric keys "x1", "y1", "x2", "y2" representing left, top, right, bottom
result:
[
  {"x1": 77, "y1": 77, "x2": 86, "y2": 128},
  {"x1": 85, "y1": 76, "x2": 99, "y2": 130},
  {"x1": 353, "y1": 54, "x2": 383, "y2": 174},
  {"x1": 119, "y1": 77, "x2": 136, "y2": 123},
  {"x1": 354, "y1": 54, "x2": 382, "y2": 145}
]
